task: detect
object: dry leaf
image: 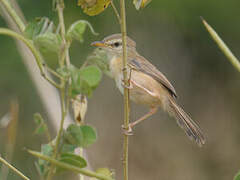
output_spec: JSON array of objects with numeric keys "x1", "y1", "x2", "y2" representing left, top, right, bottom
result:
[
  {"x1": 72, "y1": 95, "x2": 88, "y2": 124},
  {"x1": 77, "y1": 0, "x2": 111, "y2": 16},
  {"x1": 133, "y1": 0, "x2": 152, "y2": 10}
]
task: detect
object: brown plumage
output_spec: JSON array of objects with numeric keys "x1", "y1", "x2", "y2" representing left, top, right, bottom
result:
[{"x1": 91, "y1": 34, "x2": 206, "y2": 147}]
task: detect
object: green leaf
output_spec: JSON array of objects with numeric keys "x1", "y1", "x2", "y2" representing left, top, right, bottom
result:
[
  {"x1": 59, "y1": 153, "x2": 87, "y2": 168},
  {"x1": 28, "y1": 149, "x2": 114, "y2": 180},
  {"x1": 79, "y1": 66, "x2": 102, "y2": 88},
  {"x1": 24, "y1": 17, "x2": 54, "y2": 39},
  {"x1": 34, "y1": 113, "x2": 47, "y2": 134},
  {"x1": 234, "y1": 171, "x2": 240, "y2": 180},
  {"x1": 36, "y1": 143, "x2": 53, "y2": 176},
  {"x1": 34, "y1": 32, "x2": 62, "y2": 55},
  {"x1": 95, "y1": 168, "x2": 114, "y2": 179},
  {"x1": 41, "y1": 144, "x2": 53, "y2": 157},
  {"x1": 69, "y1": 65, "x2": 101, "y2": 97},
  {"x1": 80, "y1": 125, "x2": 97, "y2": 147},
  {"x1": 66, "y1": 20, "x2": 98, "y2": 43},
  {"x1": 61, "y1": 144, "x2": 77, "y2": 154},
  {"x1": 34, "y1": 32, "x2": 62, "y2": 66},
  {"x1": 66, "y1": 21, "x2": 86, "y2": 43},
  {"x1": 66, "y1": 124, "x2": 84, "y2": 146},
  {"x1": 66, "y1": 124, "x2": 97, "y2": 148},
  {"x1": 87, "y1": 48, "x2": 112, "y2": 77}
]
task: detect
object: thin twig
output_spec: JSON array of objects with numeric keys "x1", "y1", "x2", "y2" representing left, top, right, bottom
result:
[
  {"x1": 57, "y1": 0, "x2": 70, "y2": 67},
  {"x1": 43, "y1": 63, "x2": 64, "y2": 80},
  {"x1": 201, "y1": 17, "x2": 240, "y2": 72},
  {"x1": 28, "y1": 150, "x2": 114, "y2": 180},
  {"x1": 0, "y1": 28, "x2": 62, "y2": 89},
  {"x1": 46, "y1": 1, "x2": 71, "y2": 179},
  {"x1": 119, "y1": 0, "x2": 130, "y2": 180},
  {"x1": 110, "y1": 1, "x2": 121, "y2": 24},
  {"x1": 0, "y1": 155, "x2": 30, "y2": 180},
  {"x1": 0, "y1": 0, "x2": 25, "y2": 31}
]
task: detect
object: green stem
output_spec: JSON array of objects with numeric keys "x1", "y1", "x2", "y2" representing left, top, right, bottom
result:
[
  {"x1": 0, "y1": 0, "x2": 25, "y2": 32},
  {"x1": 0, "y1": 155, "x2": 30, "y2": 180},
  {"x1": 202, "y1": 18, "x2": 240, "y2": 72},
  {"x1": 119, "y1": 0, "x2": 130, "y2": 180},
  {"x1": 57, "y1": 0, "x2": 70, "y2": 67},
  {"x1": 46, "y1": 85, "x2": 66, "y2": 180},
  {"x1": 28, "y1": 150, "x2": 114, "y2": 180},
  {"x1": 0, "y1": 28, "x2": 61, "y2": 89},
  {"x1": 46, "y1": 1, "x2": 72, "y2": 179},
  {"x1": 110, "y1": 1, "x2": 121, "y2": 24}
]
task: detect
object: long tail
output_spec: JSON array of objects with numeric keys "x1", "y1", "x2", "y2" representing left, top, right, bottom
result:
[{"x1": 168, "y1": 98, "x2": 206, "y2": 147}]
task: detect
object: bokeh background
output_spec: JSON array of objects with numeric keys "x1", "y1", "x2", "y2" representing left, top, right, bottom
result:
[{"x1": 0, "y1": 0, "x2": 240, "y2": 180}]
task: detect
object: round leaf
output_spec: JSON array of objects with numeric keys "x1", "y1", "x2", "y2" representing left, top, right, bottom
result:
[
  {"x1": 79, "y1": 66, "x2": 102, "y2": 88},
  {"x1": 80, "y1": 125, "x2": 97, "y2": 147},
  {"x1": 34, "y1": 32, "x2": 62, "y2": 54}
]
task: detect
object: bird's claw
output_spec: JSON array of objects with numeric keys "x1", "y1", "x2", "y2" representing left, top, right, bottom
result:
[
  {"x1": 121, "y1": 124, "x2": 134, "y2": 136},
  {"x1": 121, "y1": 79, "x2": 133, "y2": 89}
]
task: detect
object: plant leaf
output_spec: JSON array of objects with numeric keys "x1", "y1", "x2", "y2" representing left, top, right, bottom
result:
[
  {"x1": 66, "y1": 124, "x2": 97, "y2": 148},
  {"x1": 61, "y1": 144, "x2": 77, "y2": 154},
  {"x1": 95, "y1": 168, "x2": 114, "y2": 179},
  {"x1": 79, "y1": 66, "x2": 102, "y2": 88},
  {"x1": 24, "y1": 17, "x2": 54, "y2": 39},
  {"x1": 69, "y1": 65, "x2": 101, "y2": 97},
  {"x1": 77, "y1": 0, "x2": 111, "y2": 16},
  {"x1": 80, "y1": 125, "x2": 97, "y2": 147},
  {"x1": 234, "y1": 171, "x2": 240, "y2": 180},
  {"x1": 34, "y1": 32, "x2": 62, "y2": 55},
  {"x1": 28, "y1": 150, "x2": 114, "y2": 180},
  {"x1": 66, "y1": 124, "x2": 84, "y2": 146},
  {"x1": 66, "y1": 20, "x2": 98, "y2": 43},
  {"x1": 59, "y1": 153, "x2": 87, "y2": 168},
  {"x1": 34, "y1": 113, "x2": 47, "y2": 134},
  {"x1": 72, "y1": 95, "x2": 88, "y2": 124},
  {"x1": 87, "y1": 47, "x2": 112, "y2": 77}
]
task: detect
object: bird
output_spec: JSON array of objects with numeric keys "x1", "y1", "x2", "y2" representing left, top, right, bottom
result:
[{"x1": 91, "y1": 34, "x2": 205, "y2": 147}]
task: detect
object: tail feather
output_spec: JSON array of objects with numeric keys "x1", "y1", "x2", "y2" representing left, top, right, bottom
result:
[{"x1": 168, "y1": 99, "x2": 206, "y2": 147}]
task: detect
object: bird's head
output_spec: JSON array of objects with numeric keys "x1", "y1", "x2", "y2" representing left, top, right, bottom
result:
[{"x1": 91, "y1": 34, "x2": 137, "y2": 57}]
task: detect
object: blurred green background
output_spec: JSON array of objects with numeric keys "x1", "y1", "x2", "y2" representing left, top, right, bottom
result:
[{"x1": 0, "y1": 0, "x2": 240, "y2": 179}]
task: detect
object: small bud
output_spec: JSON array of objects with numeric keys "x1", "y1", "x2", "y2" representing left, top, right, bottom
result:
[{"x1": 72, "y1": 95, "x2": 88, "y2": 124}]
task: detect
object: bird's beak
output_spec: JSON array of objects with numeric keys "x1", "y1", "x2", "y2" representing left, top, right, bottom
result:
[{"x1": 91, "y1": 41, "x2": 106, "y2": 47}]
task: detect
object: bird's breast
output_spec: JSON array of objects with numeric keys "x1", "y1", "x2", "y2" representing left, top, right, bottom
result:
[{"x1": 109, "y1": 56, "x2": 124, "y2": 94}]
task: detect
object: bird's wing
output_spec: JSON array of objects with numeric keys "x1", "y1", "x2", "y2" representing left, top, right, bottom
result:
[{"x1": 128, "y1": 54, "x2": 177, "y2": 98}]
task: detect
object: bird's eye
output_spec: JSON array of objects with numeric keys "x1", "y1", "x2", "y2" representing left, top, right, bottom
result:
[{"x1": 113, "y1": 42, "x2": 120, "y2": 47}]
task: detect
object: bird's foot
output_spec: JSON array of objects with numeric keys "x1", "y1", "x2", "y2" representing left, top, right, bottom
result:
[
  {"x1": 121, "y1": 79, "x2": 133, "y2": 89},
  {"x1": 121, "y1": 124, "x2": 134, "y2": 136}
]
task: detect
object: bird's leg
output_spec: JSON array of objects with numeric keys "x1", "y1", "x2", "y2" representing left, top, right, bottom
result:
[
  {"x1": 121, "y1": 67, "x2": 133, "y2": 89},
  {"x1": 122, "y1": 107, "x2": 158, "y2": 135}
]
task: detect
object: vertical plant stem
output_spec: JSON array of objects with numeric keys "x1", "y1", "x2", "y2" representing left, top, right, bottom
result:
[
  {"x1": 57, "y1": 0, "x2": 70, "y2": 67},
  {"x1": 0, "y1": 0, "x2": 25, "y2": 32},
  {"x1": 46, "y1": 86, "x2": 66, "y2": 180},
  {"x1": 46, "y1": 1, "x2": 71, "y2": 179},
  {"x1": 119, "y1": 0, "x2": 130, "y2": 180},
  {"x1": 0, "y1": 155, "x2": 30, "y2": 180}
]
